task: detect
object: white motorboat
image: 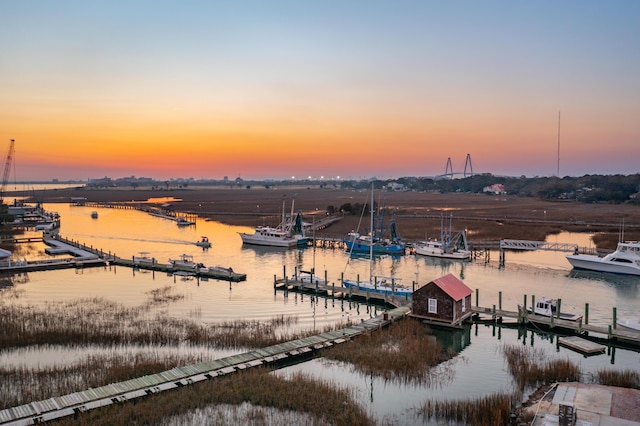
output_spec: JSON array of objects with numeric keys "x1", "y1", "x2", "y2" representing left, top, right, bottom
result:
[
  {"x1": 566, "y1": 241, "x2": 640, "y2": 276},
  {"x1": 527, "y1": 296, "x2": 583, "y2": 321},
  {"x1": 616, "y1": 317, "x2": 640, "y2": 332},
  {"x1": 133, "y1": 252, "x2": 155, "y2": 266},
  {"x1": 195, "y1": 236, "x2": 211, "y2": 248},
  {"x1": 414, "y1": 214, "x2": 471, "y2": 260},
  {"x1": 168, "y1": 254, "x2": 198, "y2": 271}
]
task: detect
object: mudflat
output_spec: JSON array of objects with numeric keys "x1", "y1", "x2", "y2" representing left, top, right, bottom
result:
[{"x1": 25, "y1": 185, "x2": 640, "y2": 249}]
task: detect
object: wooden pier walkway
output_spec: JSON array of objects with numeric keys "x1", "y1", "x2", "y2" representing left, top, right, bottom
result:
[
  {"x1": 274, "y1": 276, "x2": 412, "y2": 309},
  {"x1": 0, "y1": 306, "x2": 410, "y2": 426},
  {"x1": 471, "y1": 305, "x2": 640, "y2": 347}
]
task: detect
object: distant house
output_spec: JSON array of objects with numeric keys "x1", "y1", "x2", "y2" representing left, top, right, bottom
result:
[
  {"x1": 410, "y1": 274, "x2": 473, "y2": 326},
  {"x1": 483, "y1": 183, "x2": 505, "y2": 194}
]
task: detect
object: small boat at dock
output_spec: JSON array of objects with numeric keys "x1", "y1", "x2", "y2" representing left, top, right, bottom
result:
[
  {"x1": 527, "y1": 296, "x2": 583, "y2": 321},
  {"x1": 176, "y1": 217, "x2": 195, "y2": 226},
  {"x1": 617, "y1": 317, "x2": 640, "y2": 332}
]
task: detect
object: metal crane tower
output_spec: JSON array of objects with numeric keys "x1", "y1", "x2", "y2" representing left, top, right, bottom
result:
[{"x1": 0, "y1": 139, "x2": 15, "y2": 204}]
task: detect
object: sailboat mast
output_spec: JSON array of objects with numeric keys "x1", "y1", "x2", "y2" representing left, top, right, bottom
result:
[{"x1": 369, "y1": 182, "x2": 374, "y2": 281}]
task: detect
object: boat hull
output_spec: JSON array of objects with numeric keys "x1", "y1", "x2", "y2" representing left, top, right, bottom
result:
[
  {"x1": 414, "y1": 244, "x2": 471, "y2": 260},
  {"x1": 344, "y1": 240, "x2": 406, "y2": 255},
  {"x1": 239, "y1": 233, "x2": 308, "y2": 248},
  {"x1": 342, "y1": 279, "x2": 412, "y2": 297},
  {"x1": 617, "y1": 318, "x2": 640, "y2": 332},
  {"x1": 566, "y1": 255, "x2": 640, "y2": 276}
]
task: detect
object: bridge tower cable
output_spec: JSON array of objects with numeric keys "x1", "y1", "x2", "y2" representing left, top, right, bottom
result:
[{"x1": 463, "y1": 153, "x2": 474, "y2": 177}]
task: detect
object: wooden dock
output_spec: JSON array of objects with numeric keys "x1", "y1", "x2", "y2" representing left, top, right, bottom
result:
[
  {"x1": 274, "y1": 276, "x2": 412, "y2": 309},
  {"x1": 471, "y1": 305, "x2": 640, "y2": 348},
  {"x1": 0, "y1": 306, "x2": 410, "y2": 426},
  {"x1": 558, "y1": 336, "x2": 606, "y2": 355}
]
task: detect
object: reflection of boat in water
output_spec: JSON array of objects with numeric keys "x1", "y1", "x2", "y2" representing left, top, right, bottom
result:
[
  {"x1": 195, "y1": 236, "x2": 211, "y2": 248},
  {"x1": 617, "y1": 317, "x2": 640, "y2": 332},
  {"x1": 566, "y1": 241, "x2": 640, "y2": 276},
  {"x1": 526, "y1": 296, "x2": 583, "y2": 321},
  {"x1": 414, "y1": 214, "x2": 470, "y2": 260},
  {"x1": 239, "y1": 197, "x2": 308, "y2": 248}
]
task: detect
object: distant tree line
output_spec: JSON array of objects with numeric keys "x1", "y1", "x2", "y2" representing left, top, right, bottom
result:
[{"x1": 339, "y1": 173, "x2": 640, "y2": 205}]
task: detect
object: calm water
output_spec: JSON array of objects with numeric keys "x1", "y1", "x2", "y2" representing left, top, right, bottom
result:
[{"x1": 2, "y1": 203, "x2": 639, "y2": 423}]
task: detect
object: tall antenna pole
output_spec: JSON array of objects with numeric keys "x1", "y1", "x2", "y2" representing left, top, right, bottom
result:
[{"x1": 556, "y1": 111, "x2": 561, "y2": 177}]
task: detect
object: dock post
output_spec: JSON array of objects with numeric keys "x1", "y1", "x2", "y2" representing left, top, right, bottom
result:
[
  {"x1": 531, "y1": 295, "x2": 535, "y2": 313},
  {"x1": 550, "y1": 312, "x2": 554, "y2": 328},
  {"x1": 578, "y1": 318, "x2": 582, "y2": 334},
  {"x1": 585, "y1": 303, "x2": 589, "y2": 324},
  {"x1": 608, "y1": 325, "x2": 612, "y2": 339},
  {"x1": 499, "y1": 291, "x2": 502, "y2": 310},
  {"x1": 341, "y1": 272, "x2": 344, "y2": 288},
  {"x1": 283, "y1": 265, "x2": 287, "y2": 282},
  {"x1": 273, "y1": 274, "x2": 276, "y2": 289},
  {"x1": 613, "y1": 307, "x2": 617, "y2": 330},
  {"x1": 475, "y1": 288, "x2": 479, "y2": 307},
  {"x1": 492, "y1": 304, "x2": 496, "y2": 322},
  {"x1": 557, "y1": 299, "x2": 562, "y2": 319},
  {"x1": 499, "y1": 248, "x2": 504, "y2": 267},
  {"x1": 523, "y1": 294, "x2": 527, "y2": 313}
]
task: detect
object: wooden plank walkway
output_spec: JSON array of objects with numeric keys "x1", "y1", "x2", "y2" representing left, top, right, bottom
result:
[
  {"x1": 274, "y1": 277, "x2": 412, "y2": 308},
  {"x1": 472, "y1": 306, "x2": 640, "y2": 347},
  {"x1": 0, "y1": 306, "x2": 410, "y2": 426}
]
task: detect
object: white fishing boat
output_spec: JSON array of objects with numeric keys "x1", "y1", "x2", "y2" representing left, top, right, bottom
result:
[
  {"x1": 527, "y1": 296, "x2": 583, "y2": 321},
  {"x1": 616, "y1": 317, "x2": 640, "y2": 332},
  {"x1": 239, "y1": 197, "x2": 308, "y2": 248},
  {"x1": 133, "y1": 252, "x2": 155, "y2": 266},
  {"x1": 195, "y1": 236, "x2": 211, "y2": 248},
  {"x1": 168, "y1": 254, "x2": 198, "y2": 271},
  {"x1": 566, "y1": 241, "x2": 640, "y2": 276},
  {"x1": 414, "y1": 214, "x2": 471, "y2": 260}
]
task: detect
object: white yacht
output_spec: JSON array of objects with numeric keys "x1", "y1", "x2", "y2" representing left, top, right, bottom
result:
[
  {"x1": 239, "y1": 197, "x2": 308, "y2": 248},
  {"x1": 566, "y1": 241, "x2": 640, "y2": 276}
]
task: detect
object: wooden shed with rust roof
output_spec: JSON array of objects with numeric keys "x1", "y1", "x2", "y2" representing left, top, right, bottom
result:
[{"x1": 410, "y1": 273, "x2": 473, "y2": 327}]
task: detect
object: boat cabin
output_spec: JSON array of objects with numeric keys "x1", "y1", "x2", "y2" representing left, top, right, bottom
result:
[{"x1": 410, "y1": 274, "x2": 473, "y2": 327}]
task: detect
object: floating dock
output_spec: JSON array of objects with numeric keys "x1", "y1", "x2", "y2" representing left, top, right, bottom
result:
[
  {"x1": 0, "y1": 306, "x2": 409, "y2": 426},
  {"x1": 558, "y1": 336, "x2": 606, "y2": 355}
]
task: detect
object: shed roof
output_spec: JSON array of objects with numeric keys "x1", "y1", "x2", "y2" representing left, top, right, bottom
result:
[{"x1": 430, "y1": 273, "x2": 472, "y2": 301}]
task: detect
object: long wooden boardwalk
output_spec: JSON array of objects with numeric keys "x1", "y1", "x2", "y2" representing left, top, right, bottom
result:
[{"x1": 0, "y1": 306, "x2": 410, "y2": 426}]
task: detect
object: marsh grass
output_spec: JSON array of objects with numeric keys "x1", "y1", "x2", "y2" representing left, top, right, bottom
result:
[
  {"x1": 503, "y1": 344, "x2": 580, "y2": 391},
  {"x1": 595, "y1": 369, "x2": 640, "y2": 389},
  {"x1": 53, "y1": 368, "x2": 374, "y2": 426},
  {"x1": 0, "y1": 292, "x2": 318, "y2": 350},
  {"x1": 322, "y1": 318, "x2": 456, "y2": 384},
  {"x1": 419, "y1": 393, "x2": 516, "y2": 426}
]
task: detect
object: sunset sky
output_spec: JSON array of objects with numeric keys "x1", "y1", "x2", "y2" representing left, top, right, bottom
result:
[{"x1": 1, "y1": 1, "x2": 639, "y2": 181}]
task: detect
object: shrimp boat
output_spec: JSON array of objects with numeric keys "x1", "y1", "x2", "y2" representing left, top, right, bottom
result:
[
  {"x1": 343, "y1": 187, "x2": 405, "y2": 256},
  {"x1": 239, "y1": 197, "x2": 308, "y2": 248},
  {"x1": 342, "y1": 183, "x2": 412, "y2": 297},
  {"x1": 414, "y1": 214, "x2": 471, "y2": 260}
]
